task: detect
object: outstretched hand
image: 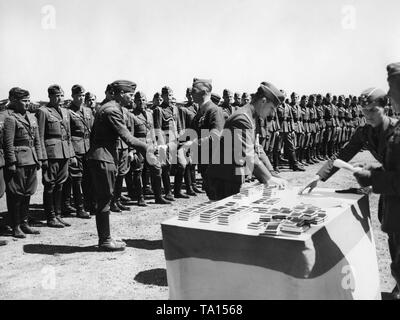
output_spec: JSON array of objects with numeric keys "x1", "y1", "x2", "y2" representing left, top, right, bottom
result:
[{"x1": 298, "y1": 175, "x2": 320, "y2": 195}]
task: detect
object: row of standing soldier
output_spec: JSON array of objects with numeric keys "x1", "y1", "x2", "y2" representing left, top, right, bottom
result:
[{"x1": 0, "y1": 83, "x2": 395, "y2": 246}]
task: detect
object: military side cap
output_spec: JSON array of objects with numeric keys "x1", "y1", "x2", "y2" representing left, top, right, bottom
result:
[
  {"x1": 9, "y1": 87, "x2": 30, "y2": 100},
  {"x1": 72, "y1": 84, "x2": 85, "y2": 95},
  {"x1": 211, "y1": 93, "x2": 221, "y2": 104},
  {"x1": 259, "y1": 82, "x2": 284, "y2": 106},
  {"x1": 153, "y1": 92, "x2": 161, "y2": 99},
  {"x1": 387, "y1": 62, "x2": 400, "y2": 79},
  {"x1": 223, "y1": 89, "x2": 232, "y2": 97},
  {"x1": 161, "y1": 86, "x2": 173, "y2": 95},
  {"x1": 48, "y1": 84, "x2": 63, "y2": 95},
  {"x1": 111, "y1": 80, "x2": 137, "y2": 93},
  {"x1": 192, "y1": 78, "x2": 212, "y2": 94},
  {"x1": 360, "y1": 87, "x2": 386, "y2": 107}
]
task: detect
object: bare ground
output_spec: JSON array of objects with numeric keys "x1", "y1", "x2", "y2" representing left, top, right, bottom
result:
[{"x1": 0, "y1": 151, "x2": 395, "y2": 299}]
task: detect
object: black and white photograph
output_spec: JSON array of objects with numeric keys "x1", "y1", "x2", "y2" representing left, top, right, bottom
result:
[{"x1": 1, "y1": 0, "x2": 400, "y2": 305}]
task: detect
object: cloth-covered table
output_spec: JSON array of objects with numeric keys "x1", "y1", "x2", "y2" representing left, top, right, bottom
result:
[{"x1": 161, "y1": 187, "x2": 381, "y2": 300}]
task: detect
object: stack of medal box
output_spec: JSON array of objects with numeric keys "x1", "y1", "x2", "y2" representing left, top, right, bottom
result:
[
  {"x1": 178, "y1": 201, "x2": 219, "y2": 221},
  {"x1": 247, "y1": 204, "x2": 328, "y2": 237},
  {"x1": 217, "y1": 206, "x2": 253, "y2": 226},
  {"x1": 200, "y1": 202, "x2": 237, "y2": 223}
]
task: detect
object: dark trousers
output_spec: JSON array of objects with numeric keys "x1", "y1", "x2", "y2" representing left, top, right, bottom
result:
[
  {"x1": 113, "y1": 148, "x2": 129, "y2": 203},
  {"x1": 280, "y1": 132, "x2": 298, "y2": 167},
  {"x1": 323, "y1": 127, "x2": 334, "y2": 157},
  {"x1": 42, "y1": 159, "x2": 69, "y2": 219},
  {"x1": 5, "y1": 165, "x2": 38, "y2": 227},
  {"x1": 88, "y1": 160, "x2": 116, "y2": 214},
  {"x1": 63, "y1": 154, "x2": 88, "y2": 212},
  {"x1": 87, "y1": 160, "x2": 117, "y2": 244}
]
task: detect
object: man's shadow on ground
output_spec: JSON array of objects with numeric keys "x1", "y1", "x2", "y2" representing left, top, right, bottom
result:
[
  {"x1": 23, "y1": 243, "x2": 99, "y2": 254},
  {"x1": 122, "y1": 239, "x2": 163, "y2": 250},
  {"x1": 134, "y1": 268, "x2": 168, "y2": 287}
]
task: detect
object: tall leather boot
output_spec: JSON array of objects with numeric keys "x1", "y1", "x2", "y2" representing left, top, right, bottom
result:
[
  {"x1": 305, "y1": 148, "x2": 313, "y2": 165},
  {"x1": 125, "y1": 169, "x2": 135, "y2": 200},
  {"x1": 316, "y1": 144, "x2": 324, "y2": 161},
  {"x1": 9, "y1": 194, "x2": 26, "y2": 239},
  {"x1": 133, "y1": 171, "x2": 147, "y2": 207},
  {"x1": 142, "y1": 166, "x2": 153, "y2": 195},
  {"x1": 311, "y1": 147, "x2": 319, "y2": 163},
  {"x1": 20, "y1": 196, "x2": 40, "y2": 234},
  {"x1": 190, "y1": 165, "x2": 203, "y2": 193},
  {"x1": 152, "y1": 174, "x2": 171, "y2": 205},
  {"x1": 44, "y1": 186, "x2": 64, "y2": 228},
  {"x1": 96, "y1": 211, "x2": 126, "y2": 252},
  {"x1": 162, "y1": 166, "x2": 174, "y2": 201},
  {"x1": 113, "y1": 175, "x2": 130, "y2": 211},
  {"x1": 72, "y1": 178, "x2": 90, "y2": 219},
  {"x1": 174, "y1": 166, "x2": 190, "y2": 199},
  {"x1": 62, "y1": 178, "x2": 76, "y2": 217},
  {"x1": 54, "y1": 185, "x2": 71, "y2": 227},
  {"x1": 184, "y1": 166, "x2": 196, "y2": 196},
  {"x1": 273, "y1": 152, "x2": 280, "y2": 172}
]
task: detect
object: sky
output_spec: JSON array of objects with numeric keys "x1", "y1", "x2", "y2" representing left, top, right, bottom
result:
[{"x1": 1, "y1": 0, "x2": 400, "y2": 102}]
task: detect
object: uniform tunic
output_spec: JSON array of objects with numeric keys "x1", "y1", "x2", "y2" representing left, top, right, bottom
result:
[
  {"x1": 3, "y1": 111, "x2": 42, "y2": 196},
  {"x1": 36, "y1": 105, "x2": 74, "y2": 187},
  {"x1": 68, "y1": 104, "x2": 93, "y2": 178},
  {"x1": 86, "y1": 101, "x2": 147, "y2": 213}
]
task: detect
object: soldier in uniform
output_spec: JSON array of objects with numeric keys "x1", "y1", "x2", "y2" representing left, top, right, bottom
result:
[
  {"x1": 289, "y1": 92, "x2": 305, "y2": 165},
  {"x1": 110, "y1": 94, "x2": 136, "y2": 212},
  {"x1": 3, "y1": 88, "x2": 42, "y2": 238},
  {"x1": 183, "y1": 79, "x2": 224, "y2": 191},
  {"x1": 206, "y1": 82, "x2": 288, "y2": 200},
  {"x1": 220, "y1": 89, "x2": 236, "y2": 121},
  {"x1": 37, "y1": 85, "x2": 76, "y2": 228},
  {"x1": 322, "y1": 93, "x2": 336, "y2": 158},
  {"x1": 315, "y1": 94, "x2": 326, "y2": 160},
  {"x1": 267, "y1": 106, "x2": 281, "y2": 171},
  {"x1": 299, "y1": 95, "x2": 312, "y2": 165},
  {"x1": 352, "y1": 64, "x2": 400, "y2": 299},
  {"x1": 85, "y1": 92, "x2": 97, "y2": 115},
  {"x1": 179, "y1": 88, "x2": 202, "y2": 194},
  {"x1": 344, "y1": 97, "x2": 354, "y2": 142},
  {"x1": 334, "y1": 95, "x2": 345, "y2": 154},
  {"x1": 150, "y1": 92, "x2": 162, "y2": 111},
  {"x1": 153, "y1": 86, "x2": 187, "y2": 200},
  {"x1": 86, "y1": 80, "x2": 154, "y2": 251},
  {"x1": 233, "y1": 92, "x2": 241, "y2": 109},
  {"x1": 256, "y1": 112, "x2": 269, "y2": 165},
  {"x1": 276, "y1": 92, "x2": 305, "y2": 171},
  {"x1": 241, "y1": 92, "x2": 251, "y2": 106},
  {"x1": 62, "y1": 85, "x2": 93, "y2": 219},
  {"x1": 351, "y1": 96, "x2": 360, "y2": 135},
  {"x1": 129, "y1": 91, "x2": 170, "y2": 205},
  {"x1": 307, "y1": 95, "x2": 319, "y2": 164}
]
